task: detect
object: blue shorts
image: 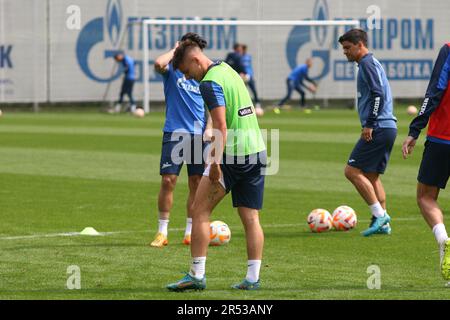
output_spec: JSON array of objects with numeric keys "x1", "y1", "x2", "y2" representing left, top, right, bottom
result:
[
  {"x1": 223, "y1": 151, "x2": 266, "y2": 210},
  {"x1": 204, "y1": 151, "x2": 267, "y2": 210},
  {"x1": 347, "y1": 128, "x2": 397, "y2": 174},
  {"x1": 418, "y1": 140, "x2": 450, "y2": 189},
  {"x1": 160, "y1": 132, "x2": 208, "y2": 176}
]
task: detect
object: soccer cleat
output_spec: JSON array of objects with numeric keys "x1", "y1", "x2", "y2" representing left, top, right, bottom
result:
[
  {"x1": 369, "y1": 216, "x2": 392, "y2": 235},
  {"x1": 440, "y1": 239, "x2": 450, "y2": 280},
  {"x1": 150, "y1": 232, "x2": 168, "y2": 248},
  {"x1": 231, "y1": 279, "x2": 260, "y2": 290},
  {"x1": 376, "y1": 223, "x2": 392, "y2": 235},
  {"x1": 166, "y1": 273, "x2": 206, "y2": 292},
  {"x1": 362, "y1": 213, "x2": 391, "y2": 237},
  {"x1": 182, "y1": 234, "x2": 191, "y2": 245}
]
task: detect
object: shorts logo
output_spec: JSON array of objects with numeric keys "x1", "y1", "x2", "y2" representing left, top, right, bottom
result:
[
  {"x1": 161, "y1": 162, "x2": 172, "y2": 169},
  {"x1": 348, "y1": 159, "x2": 356, "y2": 163},
  {"x1": 238, "y1": 106, "x2": 254, "y2": 117}
]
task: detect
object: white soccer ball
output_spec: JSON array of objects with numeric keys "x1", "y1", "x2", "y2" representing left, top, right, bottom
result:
[
  {"x1": 255, "y1": 107, "x2": 264, "y2": 117},
  {"x1": 307, "y1": 209, "x2": 333, "y2": 233},
  {"x1": 133, "y1": 108, "x2": 145, "y2": 118},
  {"x1": 332, "y1": 205, "x2": 357, "y2": 231},
  {"x1": 209, "y1": 220, "x2": 231, "y2": 246},
  {"x1": 407, "y1": 105, "x2": 418, "y2": 116}
]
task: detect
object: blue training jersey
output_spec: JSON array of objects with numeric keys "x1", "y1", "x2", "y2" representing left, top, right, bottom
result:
[
  {"x1": 288, "y1": 64, "x2": 309, "y2": 84},
  {"x1": 162, "y1": 63, "x2": 206, "y2": 134},
  {"x1": 241, "y1": 54, "x2": 254, "y2": 77},
  {"x1": 123, "y1": 55, "x2": 135, "y2": 80},
  {"x1": 357, "y1": 53, "x2": 397, "y2": 129}
]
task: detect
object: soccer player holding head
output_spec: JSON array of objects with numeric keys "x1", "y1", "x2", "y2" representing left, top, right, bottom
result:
[
  {"x1": 402, "y1": 43, "x2": 450, "y2": 280},
  {"x1": 113, "y1": 53, "x2": 137, "y2": 113},
  {"x1": 277, "y1": 58, "x2": 317, "y2": 109},
  {"x1": 166, "y1": 33, "x2": 267, "y2": 291},
  {"x1": 149, "y1": 33, "x2": 211, "y2": 248},
  {"x1": 338, "y1": 28, "x2": 397, "y2": 236}
]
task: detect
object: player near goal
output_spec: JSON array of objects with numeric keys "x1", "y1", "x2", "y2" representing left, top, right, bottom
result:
[
  {"x1": 338, "y1": 28, "x2": 397, "y2": 236},
  {"x1": 402, "y1": 43, "x2": 450, "y2": 280},
  {"x1": 166, "y1": 34, "x2": 267, "y2": 291},
  {"x1": 149, "y1": 33, "x2": 211, "y2": 248}
]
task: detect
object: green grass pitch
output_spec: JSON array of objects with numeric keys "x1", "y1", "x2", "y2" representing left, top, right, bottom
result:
[{"x1": 0, "y1": 105, "x2": 449, "y2": 299}]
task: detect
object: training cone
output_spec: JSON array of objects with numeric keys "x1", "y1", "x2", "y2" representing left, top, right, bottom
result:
[{"x1": 80, "y1": 227, "x2": 100, "y2": 236}]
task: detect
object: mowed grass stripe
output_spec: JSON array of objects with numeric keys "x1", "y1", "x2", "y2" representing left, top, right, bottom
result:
[
  {"x1": 0, "y1": 125, "x2": 425, "y2": 146},
  {"x1": 0, "y1": 146, "x2": 446, "y2": 199}
]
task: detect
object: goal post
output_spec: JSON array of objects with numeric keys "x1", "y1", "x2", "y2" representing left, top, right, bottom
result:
[{"x1": 141, "y1": 19, "x2": 360, "y2": 113}]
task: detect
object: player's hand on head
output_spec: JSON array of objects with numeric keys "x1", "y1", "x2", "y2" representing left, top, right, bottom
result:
[
  {"x1": 402, "y1": 136, "x2": 417, "y2": 159},
  {"x1": 361, "y1": 127, "x2": 373, "y2": 142}
]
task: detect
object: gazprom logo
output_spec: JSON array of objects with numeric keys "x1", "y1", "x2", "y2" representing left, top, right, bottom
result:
[
  {"x1": 106, "y1": 0, "x2": 122, "y2": 47},
  {"x1": 76, "y1": 0, "x2": 123, "y2": 82},
  {"x1": 286, "y1": 0, "x2": 330, "y2": 81}
]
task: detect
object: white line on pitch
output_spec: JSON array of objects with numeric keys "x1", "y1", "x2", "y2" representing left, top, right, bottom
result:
[{"x1": 0, "y1": 217, "x2": 424, "y2": 241}]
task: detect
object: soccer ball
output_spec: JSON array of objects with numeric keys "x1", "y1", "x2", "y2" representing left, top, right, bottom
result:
[
  {"x1": 307, "y1": 209, "x2": 333, "y2": 233},
  {"x1": 209, "y1": 220, "x2": 231, "y2": 246},
  {"x1": 407, "y1": 105, "x2": 418, "y2": 115},
  {"x1": 133, "y1": 108, "x2": 145, "y2": 118},
  {"x1": 332, "y1": 205, "x2": 357, "y2": 231},
  {"x1": 255, "y1": 107, "x2": 264, "y2": 117}
]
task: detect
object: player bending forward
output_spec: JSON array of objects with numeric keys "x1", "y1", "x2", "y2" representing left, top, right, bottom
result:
[{"x1": 166, "y1": 34, "x2": 267, "y2": 291}]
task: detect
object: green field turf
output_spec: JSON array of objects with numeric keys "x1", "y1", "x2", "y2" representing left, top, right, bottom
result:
[{"x1": 1, "y1": 105, "x2": 449, "y2": 299}]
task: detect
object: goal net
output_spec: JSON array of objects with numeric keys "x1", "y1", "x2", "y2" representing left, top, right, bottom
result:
[{"x1": 139, "y1": 19, "x2": 360, "y2": 113}]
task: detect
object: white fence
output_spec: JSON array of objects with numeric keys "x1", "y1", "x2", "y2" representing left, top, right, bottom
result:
[{"x1": 0, "y1": 0, "x2": 448, "y2": 103}]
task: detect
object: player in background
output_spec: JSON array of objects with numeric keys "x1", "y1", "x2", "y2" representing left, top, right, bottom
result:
[
  {"x1": 338, "y1": 28, "x2": 397, "y2": 236},
  {"x1": 149, "y1": 33, "x2": 211, "y2": 248},
  {"x1": 113, "y1": 53, "x2": 137, "y2": 113},
  {"x1": 402, "y1": 43, "x2": 450, "y2": 280},
  {"x1": 225, "y1": 43, "x2": 246, "y2": 75},
  {"x1": 166, "y1": 35, "x2": 267, "y2": 291},
  {"x1": 276, "y1": 58, "x2": 317, "y2": 111},
  {"x1": 241, "y1": 44, "x2": 263, "y2": 112}
]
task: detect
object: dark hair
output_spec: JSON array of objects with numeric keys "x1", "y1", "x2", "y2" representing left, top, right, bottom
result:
[
  {"x1": 338, "y1": 28, "x2": 368, "y2": 47},
  {"x1": 233, "y1": 43, "x2": 242, "y2": 50},
  {"x1": 180, "y1": 32, "x2": 207, "y2": 49},
  {"x1": 172, "y1": 40, "x2": 200, "y2": 69}
]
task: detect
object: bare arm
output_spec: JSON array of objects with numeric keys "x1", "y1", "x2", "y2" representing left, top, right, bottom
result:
[{"x1": 154, "y1": 42, "x2": 179, "y2": 74}]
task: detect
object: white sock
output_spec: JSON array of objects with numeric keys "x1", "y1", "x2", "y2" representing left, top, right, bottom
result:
[
  {"x1": 185, "y1": 218, "x2": 192, "y2": 236},
  {"x1": 189, "y1": 257, "x2": 206, "y2": 280},
  {"x1": 432, "y1": 223, "x2": 449, "y2": 245},
  {"x1": 246, "y1": 260, "x2": 262, "y2": 283},
  {"x1": 158, "y1": 219, "x2": 169, "y2": 236},
  {"x1": 369, "y1": 202, "x2": 385, "y2": 218}
]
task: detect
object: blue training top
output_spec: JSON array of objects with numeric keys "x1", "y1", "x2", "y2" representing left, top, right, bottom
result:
[
  {"x1": 241, "y1": 54, "x2": 254, "y2": 77},
  {"x1": 288, "y1": 64, "x2": 309, "y2": 84},
  {"x1": 162, "y1": 63, "x2": 206, "y2": 134},
  {"x1": 122, "y1": 55, "x2": 135, "y2": 80},
  {"x1": 357, "y1": 53, "x2": 397, "y2": 129}
]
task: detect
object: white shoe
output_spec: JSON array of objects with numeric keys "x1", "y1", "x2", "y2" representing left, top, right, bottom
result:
[
  {"x1": 130, "y1": 104, "x2": 137, "y2": 113},
  {"x1": 114, "y1": 103, "x2": 122, "y2": 113}
]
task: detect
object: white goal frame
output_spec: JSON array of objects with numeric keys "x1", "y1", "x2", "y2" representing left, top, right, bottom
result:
[{"x1": 141, "y1": 19, "x2": 360, "y2": 113}]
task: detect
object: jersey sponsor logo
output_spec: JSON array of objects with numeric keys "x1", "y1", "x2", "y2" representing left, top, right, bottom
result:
[
  {"x1": 238, "y1": 106, "x2": 254, "y2": 117},
  {"x1": 176, "y1": 77, "x2": 200, "y2": 94}
]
